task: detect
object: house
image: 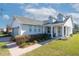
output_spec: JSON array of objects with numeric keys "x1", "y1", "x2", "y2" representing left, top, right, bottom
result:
[
  {"x1": 6, "y1": 25, "x2": 12, "y2": 34},
  {"x1": 11, "y1": 13, "x2": 73, "y2": 39},
  {"x1": 0, "y1": 27, "x2": 4, "y2": 32}
]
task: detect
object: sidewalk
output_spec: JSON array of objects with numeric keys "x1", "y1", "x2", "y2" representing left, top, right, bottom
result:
[
  {"x1": 6, "y1": 39, "x2": 52, "y2": 56},
  {"x1": 7, "y1": 42, "x2": 42, "y2": 56}
]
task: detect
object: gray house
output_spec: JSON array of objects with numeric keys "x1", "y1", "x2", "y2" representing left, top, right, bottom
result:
[{"x1": 11, "y1": 13, "x2": 73, "y2": 39}]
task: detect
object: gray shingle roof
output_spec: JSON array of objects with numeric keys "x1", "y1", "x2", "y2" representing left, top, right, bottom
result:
[
  {"x1": 13, "y1": 15, "x2": 71, "y2": 26},
  {"x1": 13, "y1": 16, "x2": 43, "y2": 25},
  {"x1": 44, "y1": 16, "x2": 71, "y2": 25},
  {"x1": 54, "y1": 16, "x2": 70, "y2": 23}
]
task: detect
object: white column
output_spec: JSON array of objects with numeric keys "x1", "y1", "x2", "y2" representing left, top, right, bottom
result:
[
  {"x1": 51, "y1": 26, "x2": 53, "y2": 38},
  {"x1": 66, "y1": 27, "x2": 67, "y2": 36},
  {"x1": 62, "y1": 26, "x2": 64, "y2": 38},
  {"x1": 67, "y1": 27, "x2": 69, "y2": 36},
  {"x1": 42, "y1": 26, "x2": 45, "y2": 34},
  {"x1": 55, "y1": 27, "x2": 58, "y2": 37}
]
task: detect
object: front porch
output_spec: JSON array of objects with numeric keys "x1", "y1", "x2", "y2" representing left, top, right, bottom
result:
[{"x1": 45, "y1": 24, "x2": 70, "y2": 39}]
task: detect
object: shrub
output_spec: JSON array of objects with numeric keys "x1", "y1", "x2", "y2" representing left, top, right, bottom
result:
[
  {"x1": 70, "y1": 34, "x2": 73, "y2": 37},
  {"x1": 58, "y1": 38, "x2": 62, "y2": 40},
  {"x1": 14, "y1": 34, "x2": 50, "y2": 47},
  {"x1": 11, "y1": 36, "x2": 16, "y2": 42},
  {"x1": 33, "y1": 40, "x2": 38, "y2": 43},
  {"x1": 15, "y1": 35, "x2": 30, "y2": 45},
  {"x1": 19, "y1": 42, "x2": 26, "y2": 48},
  {"x1": 43, "y1": 34, "x2": 50, "y2": 39},
  {"x1": 58, "y1": 37, "x2": 68, "y2": 40},
  {"x1": 30, "y1": 34, "x2": 50, "y2": 42}
]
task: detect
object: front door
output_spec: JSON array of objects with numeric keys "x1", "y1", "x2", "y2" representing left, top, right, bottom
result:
[
  {"x1": 45, "y1": 27, "x2": 51, "y2": 37},
  {"x1": 53, "y1": 27, "x2": 56, "y2": 37},
  {"x1": 58, "y1": 26, "x2": 62, "y2": 37},
  {"x1": 45, "y1": 27, "x2": 51, "y2": 34}
]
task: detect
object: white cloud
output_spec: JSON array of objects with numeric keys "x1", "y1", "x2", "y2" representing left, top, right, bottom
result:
[
  {"x1": 24, "y1": 8, "x2": 57, "y2": 21},
  {"x1": 70, "y1": 4, "x2": 79, "y2": 12},
  {"x1": 20, "y1": 4, "x2": 58, "y2": 21},
  {"x1": 20, "y1": 3, "x2": 40, "y2": 9},
  {"x1": 67, "y1": 13, "x2": 79, "y2": 18},
  {"x1": 25, "y1": 8, "x2": 57, "y2": 16},
  {"x1": 24, "y1": 13, "x2": 50, "y2": 21},
  {"x1": 67, "y1": 4, "x2": 79, "y2": 24},
  {"x1": 2, "y1": 14, "x2": 10, "y2": 20},
  {"x1": 67, "y1": 13, "x2": 79, "y2": 24}
]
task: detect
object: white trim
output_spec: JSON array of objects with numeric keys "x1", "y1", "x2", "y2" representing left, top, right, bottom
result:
[
  {"x1": 65, "y1": 27, "x2": 67, "y2": 36},
  {"x1": 51, "y1": 26, "x2": 53, "y2": 38},
  {"x1": 43, "y1": 26, "x2": 45, "y2": 34},
  {"x1": 62, "y1": 26, "x2": 64, "y2": 38},
  {"x1": 55, "y1": 27, "x2": 58, "y2": 37}
]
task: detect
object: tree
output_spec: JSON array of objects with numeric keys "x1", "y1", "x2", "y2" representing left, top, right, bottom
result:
[{"x1": 73, "y1": 23, "x2": 79, "y2": 33}]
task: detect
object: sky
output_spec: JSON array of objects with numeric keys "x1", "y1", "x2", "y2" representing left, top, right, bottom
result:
[{"x1": 0, "y1": 3, "x2": 79, "y2": 28}]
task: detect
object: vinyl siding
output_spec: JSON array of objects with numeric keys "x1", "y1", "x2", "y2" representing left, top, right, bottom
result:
[
  {"x1": 64, "y1": 17, "x2": 73, "y2": 35},
  {"x1": 20, "y1": 24, "x2": 43, "y2": 35}
]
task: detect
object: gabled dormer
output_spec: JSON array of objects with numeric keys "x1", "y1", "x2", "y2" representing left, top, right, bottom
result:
[
  {"x1": 57, "y1": 13, "x2": 65, "y2": 22},
  {"x1": 48, "y1": 16, "x2": 56, "y2": 23}
]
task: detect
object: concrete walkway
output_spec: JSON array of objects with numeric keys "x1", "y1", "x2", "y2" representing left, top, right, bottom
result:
[
  {"x1": 6, "y1": 42, "x2": 42, "y2": 56},
  {"x1": 6, "y1": 39, "x2": 51, "y2": 56},
  {"x1": 2, "y1": 37, "x2": 51, "y2": 56}
]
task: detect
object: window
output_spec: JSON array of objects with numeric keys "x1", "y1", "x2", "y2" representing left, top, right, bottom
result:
[
  {"x1": 38, "y1": 28, "x2": 40, "y2": 32},
  {"x1": 34, "y1": 26, "x2": 36, "y2": 32},
  {"x1": 29, "y1": 25, "x2": 32, "y2": 32},
  {"x1": 58, "y1": 27, "x2": 62, "y2": 36},
  {"x1": 38, "y1": 26, "x2": 41, "y2": 32},
  {"x1": 34, "y1": 28, "x2": 36, "y2": 32}
]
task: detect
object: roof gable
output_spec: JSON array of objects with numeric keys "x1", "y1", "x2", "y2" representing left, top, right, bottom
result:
[{"x1": 64, "y1": 16, "x2": 73, "y2": 27}]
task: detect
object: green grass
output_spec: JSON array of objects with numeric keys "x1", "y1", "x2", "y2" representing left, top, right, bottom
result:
[
  {"x1": 0, "y1": 32, "x2": 8, "y2": 37},
  {"x1": 0, "y1": 34, "x2": 8, "y2": 36},
  {"x1": 24, "y1": 34, "x2": 79, "y2": 56},
  {"x1": 0, "y1": 42, "x2": 10, "y2": 56}
]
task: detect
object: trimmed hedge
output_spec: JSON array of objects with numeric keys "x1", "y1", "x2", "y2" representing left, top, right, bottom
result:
[
  {"x1": 14, "y1": 34, "x2": 50, "y2": 47},
  {"x1": 29, "y1": 34, "x2": 50, "y2": 42}
]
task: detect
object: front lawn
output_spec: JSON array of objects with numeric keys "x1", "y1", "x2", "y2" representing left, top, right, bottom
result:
[
  {"x1": 24, "y1": 34, "x2": 79, "y2": 56},
  {"x1": 0, "y1": 42, "x2": 10, "y2": 56},
  {"x1": 0, "y1": 32, "x2": 8, "y2": 37}
]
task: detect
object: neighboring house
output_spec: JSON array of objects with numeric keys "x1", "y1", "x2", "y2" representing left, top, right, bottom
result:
[
  {"x1": 11, "y1": 13, "x2": 73, "y2": 39},
  {"x1": 0, "y1": 28, "x2": 4, "y2": 32},
  {"x1": 6, "y1": 25, "x2": 12, "y2": 34}
]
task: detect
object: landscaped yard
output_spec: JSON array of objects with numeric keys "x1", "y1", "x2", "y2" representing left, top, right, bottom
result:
[
  {"x1": 24, "y1": 34, "x2": 79, "y2": 56},
  {"x1": 0, "y1": 42, "x2": 10, "y2": 56}
]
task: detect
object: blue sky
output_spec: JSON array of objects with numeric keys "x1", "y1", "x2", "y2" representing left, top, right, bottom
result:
[{"x1": 0, "y1": 3, "x2": 79, "y2": 28}]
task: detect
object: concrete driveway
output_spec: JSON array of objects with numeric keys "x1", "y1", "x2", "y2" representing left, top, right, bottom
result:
[{"x1": 0, "y1": 37, "x2": 11, "y2": 42}]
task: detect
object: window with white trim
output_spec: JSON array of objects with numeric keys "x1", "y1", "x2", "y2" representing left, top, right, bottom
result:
[{"x1": 29, "y1": 25, "x2": 32, "y2": 32}]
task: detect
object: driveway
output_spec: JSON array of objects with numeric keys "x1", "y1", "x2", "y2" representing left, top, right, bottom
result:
[{"x1": 0, "y1": 37, "x2": 11, "y2": 42}]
